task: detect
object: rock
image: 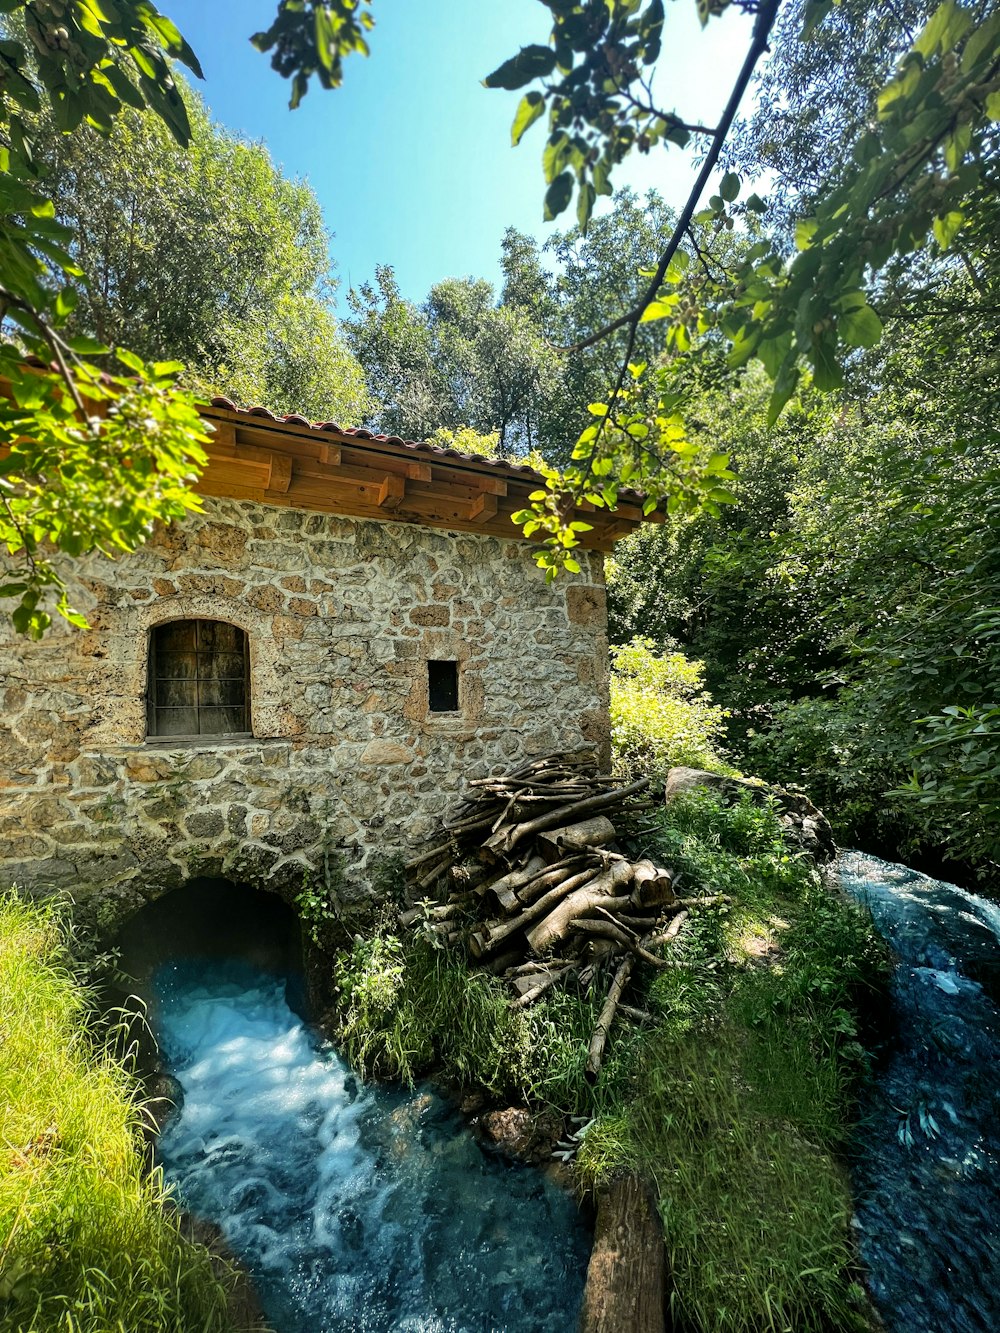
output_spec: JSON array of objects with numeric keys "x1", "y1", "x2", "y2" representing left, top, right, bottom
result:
[
  {"x1": 360, "y1": 739, "x2": 414, "y2": 766},
  {"x1": 477, "y1": 1106, "x2": 565, "y2": 1165}
]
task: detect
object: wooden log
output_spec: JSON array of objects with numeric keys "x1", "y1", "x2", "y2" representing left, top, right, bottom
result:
[
  {"x1": 644, "y1": 910, "x2": 689, "y2": 950},
  {"x1": 483, "y1": 778, "x2": 649, "y2": 858},
  {"x1": 579, "y1": 1175, "x2": 667, "y2": 1333},
  {"x1": 526, "y1": 860, "x2": 634, "y2": 956},
  {"x1": 619, "y1": 1003, "x2": 654, "y2": 1024},
  {"x1": 510, "y1": 967, "x2": 573, "y2": 1010},
  {"x1": 468, "y1": 873, "x2": 586, "y2": 958},
  {"x1": 537, "y1": 815, "x2": 617, "y2": 863},
  {"x1": 586, "y1": 954, "x2": 634, "y2": 1081},
  {"x1": 484, "y1": 855, "x2": 547, "y2": 912},
  {"x1": 415, "y1": 855, "x2": 452, "y2": 891},
  {"x1": 398, "y1": 901, "x2": 460, "y2": 928},
  {"x1": 448, "y1": 862, "x2": 488, "y2": 892},
  {"x1": 510, "y1": 970, "x2": 557, "y2": 997},
  {"x1": 630, "y1": 859, "x2": 677, "y2": 909},
  {"x1": 405, "y1": 839, "x2": 454, "y2": 871},
  {"x1": 514, "y1": 856, "x2": 592, "y2": 906},
  {"x1": 479, "y1": 947, "x2": 524, "y2": 975}
]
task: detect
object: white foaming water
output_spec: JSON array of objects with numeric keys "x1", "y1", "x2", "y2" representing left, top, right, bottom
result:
[{"x1": 153, "y1": 960, "x2": 590, "y2": 1333}]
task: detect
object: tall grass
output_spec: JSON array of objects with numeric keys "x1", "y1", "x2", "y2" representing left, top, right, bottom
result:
[{"x1": 0, "y1": 892, "x2": 235, "y2": 1333}]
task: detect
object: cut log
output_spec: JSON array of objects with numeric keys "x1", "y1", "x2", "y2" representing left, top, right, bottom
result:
[
  {"x1": 586, "y1": 954, "x2": 634, "y2": 1082},
  {"x1": 510, "y1": 967, "x2": 573, "y2": 1010},
  {"x1": 536, "y1": 815, "x2": 617, "y2": 862},
  {"x1": 398, "y1": 902, "x2": 461, "y2": 928},
  {"x1": 525, "y1": 860, "x2": 634, "y2": 956},
  {"x1": 483, "y1": 778, "x2": 649, "y2": 858},
  {"x1": 469, "y1": 873, "x2": 586, "y2": 958},
  {"x1": 630, "y1": 859, "x2": 677, "y2": 909},
  {"x1": 579, "y1": 1175, "x2": 667, "y2": 1333},
  {"x1": 485, "y1": 855, "x2": 547, "y2": 911},
  {"x1": 644, "y1": 909, "x2": 689, "y2": 950},
  {"x1": 515, "y1": 859, "x2": 593, "y2": 907},
  {"x1": 571, "y1": 918, "x2": 669, "y2": 969},
  {"x1": 404, "y1": 839, "x2": 454, "y2": 871},
  {"x1": 619, "y1": 1003, "x2": 654, "y2": 1024},
  {"x1": 415, "y1": 855, "x2": 452, "y2": 890}
]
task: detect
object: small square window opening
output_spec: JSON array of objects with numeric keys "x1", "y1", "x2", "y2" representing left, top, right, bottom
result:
[{"x1": 428, "y1": 660, "x2": 459, "y2": 712}]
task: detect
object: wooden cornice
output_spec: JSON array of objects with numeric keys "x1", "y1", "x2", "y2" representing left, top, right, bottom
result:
[{"x1": 197, "y1": 405, "x2": 663, "y2": 552}]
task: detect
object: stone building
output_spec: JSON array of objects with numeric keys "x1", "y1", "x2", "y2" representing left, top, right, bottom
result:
[{"x1": 0, "y1": 397, "x2": 654, "y2": 932}]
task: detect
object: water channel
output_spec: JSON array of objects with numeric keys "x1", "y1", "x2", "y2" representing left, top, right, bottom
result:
[
  {"x1": 151, "y1": 957, "x2": 590, "y2": 1333},
  {"x1": 839, "y1": 851, "x2": 1000, "y2": 1333}
]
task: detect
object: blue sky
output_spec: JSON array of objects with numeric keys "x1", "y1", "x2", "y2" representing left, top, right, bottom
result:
[{"x1": 167, "y1": 0, "x2": 756, "y2": 306}]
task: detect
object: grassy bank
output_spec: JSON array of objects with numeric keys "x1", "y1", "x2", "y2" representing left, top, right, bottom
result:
[
  {"x1": 332, "y1": 790, "x2": 889, "y2": 1333},
  {"x1": 0, "y1": 893, "x2": 234, "y2": 1333}
]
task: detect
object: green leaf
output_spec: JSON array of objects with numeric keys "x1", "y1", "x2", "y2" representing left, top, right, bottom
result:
[
  {"x1": 640, "y1": 299, "x2": 674, "y2": 323},
  {"x1": 795, "y1": 217, "x2": 818, "y2": 250},
  {"x1": 720, "y1": 171, "x2": 740, "y2": 202},
  {"x1": 543, "y1": 171, "x2": 574, "y2": 220},
  {"x1": 576, "y1": 181, "x2": 596, "y2": 231},
  {"x1": 511, "y1": 91, "x2": 545, "y2": 146},
  {"x1": 933, "y1": 210, "x2": 965, "y2": 248},
  {"x1": 839, "y1": 302, "x2": 883, "y2": 349},
  {"x1": 914, "y1": 1, "x2": 971, "y2": 58},
  {"x1": 484, "y1": 45, "x2": 557, "y2": 91}
]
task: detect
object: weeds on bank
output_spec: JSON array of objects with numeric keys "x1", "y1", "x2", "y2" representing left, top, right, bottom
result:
[
  {"x1": 0, "y1": 893, "x2": 234, "y2": 1333},
  {"x1": 333, "y1": 790, "x2": 888, "y2": 1333}
]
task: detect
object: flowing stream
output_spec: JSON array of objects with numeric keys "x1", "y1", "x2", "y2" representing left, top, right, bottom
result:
[
  {"x1": 152, "y1": 959, "x2": 590, "y2": 1333},
  {"x1": 838, "y1": 851, "x2": 1000, "y2": 1333}
]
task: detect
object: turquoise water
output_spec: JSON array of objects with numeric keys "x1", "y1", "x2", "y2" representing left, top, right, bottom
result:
[
  {"x1": 839, "y1": 851, "x2": 1000, "y2": 1333},
  {"x1": 152, "y1": 959, "x2": 590, "y2": 1333}
]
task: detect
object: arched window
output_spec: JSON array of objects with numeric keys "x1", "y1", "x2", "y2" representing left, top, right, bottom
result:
[{"x1": 146, "y1": 620, "x2": 250, "y2": 739}]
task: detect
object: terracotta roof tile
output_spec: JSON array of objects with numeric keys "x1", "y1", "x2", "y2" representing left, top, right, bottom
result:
[{"x1": 207, "y1": 396, "x2": 544, "y2": 480}]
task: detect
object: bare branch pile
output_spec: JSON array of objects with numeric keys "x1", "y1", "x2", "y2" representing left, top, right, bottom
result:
[{"x1": 403, "y1": 752, "x2": 723, "y2": 1080}]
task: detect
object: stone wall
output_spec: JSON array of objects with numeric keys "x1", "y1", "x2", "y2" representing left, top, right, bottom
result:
[{"x1": 0, "y1": 498, "x2": 610, "y2": 933}]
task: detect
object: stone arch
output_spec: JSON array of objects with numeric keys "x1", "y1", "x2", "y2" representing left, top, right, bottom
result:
[{"x1": 114, "y1": 876, "x2": 304, "y2": 985}]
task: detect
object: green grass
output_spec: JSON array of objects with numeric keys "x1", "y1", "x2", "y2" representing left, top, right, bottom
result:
[
  {"x1": 333, "y1": 790, "x2": 889, "y2": 1333},
  {"x1": 0, "y1": 892, "x2": 235, "y2": 1333}
]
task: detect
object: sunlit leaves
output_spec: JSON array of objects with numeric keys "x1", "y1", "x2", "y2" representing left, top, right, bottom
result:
[
  {"x1": 511, "y1": 362, "x2": 737, "y2": 578},
  {"x1": 0, "y1": 356, "x2": 208, "y2": 636},
  {"x1": 511, "y1": 91, "x2": 545, "y2": 146},
  {"x1": 488, "y1": 0, "x2": 709, "y2": 231}
]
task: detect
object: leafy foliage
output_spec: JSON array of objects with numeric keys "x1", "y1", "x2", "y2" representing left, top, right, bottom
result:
[
  {"x1": 609, "y1": 636, "x2": 730, "y2": 780},
  {"x1": 30, "y1": 83, "x2": 369, "y2": 420},
  {"x1": 0, "y1": 355, "x2": 207, "y2": 637}
]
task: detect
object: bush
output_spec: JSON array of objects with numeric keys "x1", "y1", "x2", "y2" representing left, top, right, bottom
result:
[{"x1": 610, "y1": 637, "x2": 731, "y2": 780}]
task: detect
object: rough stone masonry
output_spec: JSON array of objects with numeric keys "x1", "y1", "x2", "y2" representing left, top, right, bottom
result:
[{"x1": 0, "y1": 496, "x2": 611, "y2": 934}]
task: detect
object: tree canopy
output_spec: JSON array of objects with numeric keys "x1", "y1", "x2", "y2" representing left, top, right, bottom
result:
[{"x1": 31, "y1": 82, "x2": 368, "y2": 421}]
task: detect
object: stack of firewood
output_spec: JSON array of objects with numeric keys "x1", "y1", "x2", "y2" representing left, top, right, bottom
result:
[{"x1": 403, "y1": 753, "x2": 725, "y2": 1079}]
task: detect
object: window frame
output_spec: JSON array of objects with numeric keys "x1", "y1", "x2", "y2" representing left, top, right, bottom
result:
[{"x1": 145, "y1": 618, "x2": 252, "y2": 743}]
